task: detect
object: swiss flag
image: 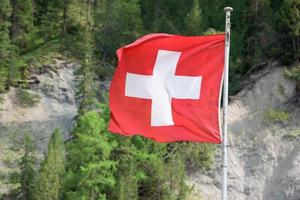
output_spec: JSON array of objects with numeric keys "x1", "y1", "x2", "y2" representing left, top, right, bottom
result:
[{"x1": 109, "y1": 33, "x2": 225, "y2": 143}]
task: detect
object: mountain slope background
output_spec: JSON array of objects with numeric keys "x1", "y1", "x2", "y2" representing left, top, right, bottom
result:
[
  {"x1": 0, "y1": 59, "x2": 299, "y2": 200},
  {"x1": 0, "y1": 0, "x2": 300, "y2": 199},
  {"x1": 187, "y1": 65, "x2": 300, "y2": 200}
]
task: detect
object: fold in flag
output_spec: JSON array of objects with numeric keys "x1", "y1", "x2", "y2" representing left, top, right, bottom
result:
[{"x1": 109, "y1": 33, "x2": 225, "y2": 143}]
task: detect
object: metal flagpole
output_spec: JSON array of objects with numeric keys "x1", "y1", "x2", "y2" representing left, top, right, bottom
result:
[{"x1": 222, "y1": 6, "x2": 233, "y2": 200}]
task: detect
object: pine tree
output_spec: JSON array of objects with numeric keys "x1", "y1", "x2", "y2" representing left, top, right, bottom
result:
[
  {"x1": 76, "y1": 27, "x2": 97, "y2": 115},
  {"x1": 0, "y1": 0, "x2": 11, "y2": 92},
  {"x1": 111, "y1": 139, "x2": 139, "y2": 200},
  {"x1": 184, "y1": 0, "x2": 202, "y2": 36},
  {"x1": 94, "y1": 0, "x2": 144, "y2": 62},
  {"x1": 62, "y1": 0, "x2": 71, "y2": 36},
  {"x1": 64, "y1": 111, "x2": 116, "y2": 200},
  {"x1": 11, "y1": 0, "x2": 34, "y2": 51},
  {"x1": 70, "y1": 0, "x2": 97, "y2": 115},
  {"x1": 140, "y1": 0, "x2": 192, "y2": 34},
  {"x1": 280, "y1": 0, "x2": 300, "y2": 61},
  {"x1": 19, "y1": 133, "x2": 36, "y2": 200},
  {"x1": 242, "y1": 0, "x2": 275, "y2": 68},
  {"x1": 35, "y1": 0, "x2": 64, "y2": 41},
  {"x1": 33, "y1": 129, "x2": 65, "y2": 200}
]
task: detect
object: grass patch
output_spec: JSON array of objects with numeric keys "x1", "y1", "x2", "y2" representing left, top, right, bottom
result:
[
  {"x1": 285, "y1": 129, "x2": 300, "y2": 138},
  {"x1": 284, "y1": 65, "x2": 300, "y2": 89},
  {"x1": 264, "y1": 108, "x2": 290, "y2": 123},
  {"x1": 284, "y1": 65, "x2": 300, "y2": 81},
  {"x1": 15, "y1": 88, "x2": 40, "y2": 107}
]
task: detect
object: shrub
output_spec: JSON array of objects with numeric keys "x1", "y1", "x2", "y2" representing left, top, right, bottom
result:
[
  {"x1": 15, "y1": 88, "x2": 40, "y2": 107},
  {"x1": 286, "y1": 129, "x2": 300, "y2": 138},
  {"x1": 264, "y1": 108, "x2": 290, "y2": 123},
  {"x1": 284, "y1": 65, "x2": 300, "y2": 89}
]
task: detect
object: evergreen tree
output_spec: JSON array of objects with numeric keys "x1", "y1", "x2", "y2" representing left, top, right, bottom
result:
[
  {"x1": 94, "y1": 0, "x2": 144, "y2": 63},
  {"x1": 33, "y1": 129, "x2": 65, "y2": 200},
  {"x1": 19, "y1": 133, "x2": 36, "y2": 200},
  {"x1": 140, "y1": 0, "x2": 192, "y2": 34},
  {"x1": 111, "y1": 138, "x2": 140, "y2": 200},
  {"x1": 64, "y1": 111, "x2": 116, "y2": 200},
  {"x1": 36, "y1": 0, "x2": 63, "y2": 41},
  {"x1": 70, "y1": 0, "x2": 97, "y2": 115},
  {"x1": 62, "y1": 0, "x2": 71, "y2": 36},
  {"x1": 8, "y1": 0, "x2": 34, "y2": 87},
  {"x1": 76, "y1": 29, "x2": 97, "y2": 115},
  {"x1": 184, "y1": 0, "x2": 202, "y2": 36},
  {"x1": 242, "y1": 0, "x2": 275, "y2": 68},
  {"x1": 280, "y1": 0, "x2": 300, "y2": 62},
  {"x1": 7, "y1": 47, "x2": 23, "y2": 87},
  {"x1": 100, "y1": 104, "x2": 190, "y2": 200},
  {"x1": 0, "y1": 0, "x2": 11, "y2": 92},
  {"x1": 11, "y1": 0, "x2": 34, "y2": 51}
]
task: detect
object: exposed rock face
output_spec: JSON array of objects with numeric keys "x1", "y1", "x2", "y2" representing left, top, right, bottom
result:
[
  {"x1": 0, "y1": 61, "x2": 78, "y2": 196},
  {"x1": 187, "y1": 67, "x2": 300, "y2": 200},
  {"x1": 0, "y1": 61, "x2": 78, "y2": 151}
]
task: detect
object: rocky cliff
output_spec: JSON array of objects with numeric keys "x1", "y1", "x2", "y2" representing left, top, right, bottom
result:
[
  {"x1": 0, "y1": 60, "x2": 299, "y2": 199},
  {"x1": 187, "y1": 65, "x2": 300, "y2": 200},
  {"x1": 0, "y1": 60, "x2": 78, "y2": 195}
]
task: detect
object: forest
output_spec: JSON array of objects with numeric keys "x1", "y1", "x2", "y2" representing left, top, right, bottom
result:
[{"x1": 0, "y1": 0, "x2": 300, "y2": 199}]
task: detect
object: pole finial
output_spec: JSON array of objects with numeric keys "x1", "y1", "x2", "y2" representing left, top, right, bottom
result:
[{"x1": 224, "y1": 7, "x2": 233, "y2": 13}]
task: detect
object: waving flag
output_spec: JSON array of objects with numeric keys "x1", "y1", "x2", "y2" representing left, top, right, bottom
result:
[{"x1": 109, "y1": 33, "x2": 225, "y2": 143}]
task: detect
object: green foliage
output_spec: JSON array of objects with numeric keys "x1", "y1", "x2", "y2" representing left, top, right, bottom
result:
[
  {"x1": 8, "y1": 52, "x2": 26, "y2": 87},
  {"x1": 0, "y1": 0, "x2": 11, "y2": 92},
  {"x1": 285, "y1": 128, "x2": 300, "y2": 138},
  {"x1": 0, "y1": 0, "x2": 299, "y2": 95},
  {"x1": 2, "y1": 0, "x2": 300, "y2": 198},
  {"x1": 94, "y1": 0, "x2": 144, "y2": 63},
  {"x1": 242, "y1": 0, "x2": 276, "y2": 70},
  {"x1": 184, "y1": 0, "x2": 202, "y2": 36},
  {"x1": 19, "y1": 133, "x2": 36, "y2": 200},
  {"x1": 280, "y1": 0, "x2": 300, "y2": 61},
  {"x1": 75, "y1": 28, "x2": 98, "y2": 115},
  {"x1": 264, "y1": 108, "x2": 290, "y2": 123},
  {"x1": 0, "y1": 131, "x2": 37, "y2": 200},
  {"x1": 15, "y1": 88, "x2": 40, "y2": 107},
  {"x1": 281, "y1": 0, "x2": 300, "y2": 36},
  {"x1": 11, "y1": 0, "x2": 34, "y2": 51},
  {"x1": 284, "y1": 65, "x2": 300, "y2": 89},
  {"x1": 277, "y1": 0, "x2": 300, "y2": 64},
  {"x1": 65, "y1": 103, "x2": 216, "y2": 200},
  {"x1": 36, "y1": 0, "x2": 63, "y2": 42},
  {"x1": 64, "y1": 111, "x2": 116, "y2": 200},
  {"x1": 179, "y1": 143, "x2": 216, "y2": 171},
  {"x1": 33, "y1": 129, "x2": 65, "y2": 200},
  {"x1": 202, "y1": 28, "x2": 222, "y2": 36}
]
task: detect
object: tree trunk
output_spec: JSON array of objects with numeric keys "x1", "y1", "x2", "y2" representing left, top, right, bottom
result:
[
  {"x1": 87, "y1": 0, "x2": 91, "y2": 25},
  {"x1": 11, "y1": 0, "x2": 17, "y2": 42},
  {"x1": 63, "y1": 0, "x2": 68, "y2": 35},
  {"x1": 293, "y1": 37, "x2": 297, "y2": 60},
  {"x1": 296, "y1": 36, "x2": 299, "y2": 62}
]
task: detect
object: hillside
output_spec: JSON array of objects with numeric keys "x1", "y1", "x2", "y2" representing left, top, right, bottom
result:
[
  {"x1": 1, "y1": 60, "x2": 299, "y2": 199},
  {"x1": 1, "y1": 0, "x2": 300, "y2": 199},
  {"x1": 187, "y1": 65, "x2": 300, "y2": 200}
]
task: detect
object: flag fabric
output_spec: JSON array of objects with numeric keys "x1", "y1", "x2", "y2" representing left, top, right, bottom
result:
[{"x1": 109, "y1": 33, "x2": 225, "y2": 143}]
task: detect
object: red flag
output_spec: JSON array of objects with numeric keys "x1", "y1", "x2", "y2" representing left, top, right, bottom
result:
[{"x1": 109, "y1": 33, "x2": 225, "y2": 143}]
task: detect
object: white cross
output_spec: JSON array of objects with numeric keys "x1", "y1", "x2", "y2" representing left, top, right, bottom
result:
[{"x1": 125, "y1": 50, "x2": 202, "y2": 126}]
